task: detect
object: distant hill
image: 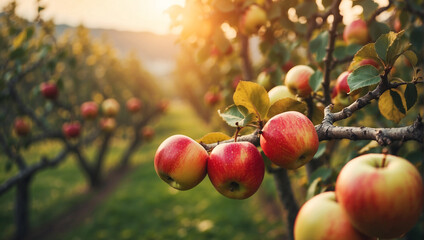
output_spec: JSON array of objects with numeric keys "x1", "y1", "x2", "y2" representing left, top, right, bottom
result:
[{"x1": 55, "y1": 24, "x2": 180, "y2": 78}]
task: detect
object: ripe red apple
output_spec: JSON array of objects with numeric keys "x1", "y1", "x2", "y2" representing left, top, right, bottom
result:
[
  {"x1": 141, "y1": 126, "x2": 155, "y2": 141},
  {"x1": 62, "y1": 122, "x2": 81, "y2": 138},
  {"x1": 102, "y1": 98, "x2": 120, "y2": 117},
  {"x1": 40, "y1": 82, "x2": 58, "y2": 100},
  {"x1": 343, "y1": 19, "x2": 369, "y2": 45},
  {"x1": 99, "y1": 117, "x2": 116, "y2": 132},
  {"x1": 204, "y1": 91, "x2": 221, "y2": 106},
  {"x1": 240, "y1": 5, "x2": 267, "y2": 35},
  {"x1": 268, "y1": 85, "x2": 295, "y2": 105},
  {"x1": 358, "y1": 59, "x2": 380, "y2": 69},
  {"x1": 284, "y1": 65, "x2": 315, "y2": 98},
  {"x1": 336, "y1": 153, "x2": 424, "y2": 238},
  {"x1": 126, "y1": 97, "x2": 142, "y2": 113},
  {"x1": 294, "y1": 192, "x2": 373, "y2": 240},
  {"x1": 14, "y1": 118, "x2": 31, "y2": 136},
  {"x1": 260, "y1": 111, "x2": 318, "y2": 169},
  {"x1": 331, "y1": 71, "x2": 350, "y2": 99},
  {"x1": 80, "y1": 101, "x2": 98, "y2": 119},
  {"x1": 208, "y1": 142, "x2": 265, "y2": 199},
  {"x1": 154, "y1": 135, "x2": 208, "y2": 190}
]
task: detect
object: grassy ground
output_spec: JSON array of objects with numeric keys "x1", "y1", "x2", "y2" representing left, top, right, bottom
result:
[{"x1": 0, "y1": 101, "x2": 284, "y2": 240}]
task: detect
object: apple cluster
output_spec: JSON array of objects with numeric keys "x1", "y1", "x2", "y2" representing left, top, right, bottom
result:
[{"x1": 294, "y1": 153, "x2": 423, "y2": 239}]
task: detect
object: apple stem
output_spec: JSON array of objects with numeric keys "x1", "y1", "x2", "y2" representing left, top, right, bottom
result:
[
  {"x1": 381, "y1": 148, "x2": 388, "y2": 168},
  {"x1": 234, "y1": 123, "x2": 241, "y2": 142}
]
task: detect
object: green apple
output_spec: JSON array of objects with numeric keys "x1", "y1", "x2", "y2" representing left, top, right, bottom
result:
[
  {"x1": 240, "y1": 5, "x2": 267, "y2": 35},
  {"x1": 268, "y1": 85, "x2": 295, "y2": 105}
]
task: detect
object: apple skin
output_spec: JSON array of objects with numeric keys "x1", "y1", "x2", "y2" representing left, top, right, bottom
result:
[
  {"x1": 294, "y1": 192, "x2": 374, "y2": 240},
  {"x1": 336, "y1": 153, "x2": 424, "y2": 238},
  {"x1": 126, "y1": 97, "x2": 142, "y2": 113},
  {"x1": 284, "y1": 65, "x2": 315, "y2": 98},
  {"x1": 208, "y1": 142, "x2": 265, "y2": 199},
  {"x1": 331, "y1": 71, "x2": 350, "y2": 99},
  {"x1": 40, "y1": 82, "x2": 58, "y2": 100},
  {"x1": 62, "y1": 122, "x2": 81, "y2": 138},
  {"x1": 14, "y1": 118, "x2": 31, "y2": 136},
  {"x1": 260, "y1": 111, "x2": 318, "y2": 169},
  {"x1": 154, "y1": 135, "x2": 209, "y2": 190},
  {"x1": 99, "y1": 117, "x2": 116, "y2": 132},
  {"x1": 80, "y1": 101, "x2": 98, "y2": 119},
  {"x1": 268, "y1": 85, "x2": 295, "y2": 105},
  {"x1": 240, "y1": 5, "x2": 267, "y2": 35},
  {"x1": 141, "y1": 126, "x2": 155, "y2": 142},
  {"x1": 204, "y1": 91, "x2": 221, "y2": 106},
  {"x1": 102, "y1": 98, "x2": 120, "y2": 117},
  {"x1": 358, "y1": 59, "x2": 379, "y2": 69},
  {"x1": 343, "y1": 19, "x2": 369, "y2": 45}
]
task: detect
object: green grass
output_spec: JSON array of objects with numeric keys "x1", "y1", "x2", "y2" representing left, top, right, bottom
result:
[{"x1": 1, "y1": 101, "x2": 284, "y2": 240}]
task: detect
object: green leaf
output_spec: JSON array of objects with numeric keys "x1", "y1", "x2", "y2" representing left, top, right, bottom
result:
[
  {"x1": 309, "y1": 31, "x2": 329, "y2": 62},
  {"x1": 234, "y1": 81, "x2": 270, "y2": 119},
  {"x1": 306, "y1": 177, "x2": 322, "y2": 201},
  {"x1": 313, "y1": 142, "x2": 327, "y2": 159},
  {"x1": 348, "y1": 43, "x2": 383, "y2": 71},
  {"x1": 309, "y1": 70, "x2": 323, "y2": 92},
  {"x1": 347, "y1": 65, "x2": 381, "y2": 93},
  {"x1": 308, "y1": 166, "x2": 332, "y2": 184},
  {"x1": 389, "y1": 90, "x2": 406, "y2": 114},
  {"x1": 378, "y1": 89, "x2": 406, "y2": 123},
  {"x1": 197, "y1": 132, "x2": 232, "y2": 144},
  {"x1": 218, "y1": 105, "x2": 255, "y2": 127},
  {"x1": 369, "y1": 21, "x2": 390, "y2": 42},
  {"x1": 404, "y1": 83, "x2": 417, "y2": 110},
  {"x1": 375, "y1": 31, "x2": 397, "y2": 63},
  {"x1": 267, "y1": 98, "x2": 307, "y2": 119},
  {"x1": 387, "y1": 32, "x2": 411, "y2": 65},
  {"x1": 353, "y1": 0, "x2": 378, "y2": 19},
  {"x1": 410, "y1": 26, "x2": 424, "y2": 52},
  {"x1": 403, "y1": 50, "x2": 417, "y2": 66}
]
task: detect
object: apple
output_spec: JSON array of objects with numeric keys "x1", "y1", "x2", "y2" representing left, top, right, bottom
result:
[
  {"x1": 284, "y1": 65, "x2": 315, "y2": 98},
  {"x1": 99, "y1": 117, "x2": 116, "y2": 132},
  {"x1": 260, "y1": 111, "x2": 318, "y2": 169},
  {"x1": 126, "y1": 97, "x2": 142, "y2": 113},
  {"x1": 336, "y1": 153, "x2": 424, "y2": 238},
  {"x1": 268, "y1": 85, "x2": 295, "y2": 106},
  {"x1": 232, "y1": 75, "x2": 242, "y2": 90},
  {"x1": 80, "y1": 101, "x2": 98, "y2": 119},
  {"x1": 331, "y1": 71, "x2": 350, "y2": 99},
  {"x1": 154, "y1": 135, "x2": 208, "y2": 190},
  {"x1": 240, "y1": 5, "x2": 267, "y2": 35},
  {"x1": 141, "y1": 126, "x2": 155, "y2": 141},
  {"x1": 210, "y1": 44, "x2": 233, "y2": 57},
  {"x1": 204, "y1": 91, "x2": 221, "y2": 106},
  {"x1": 294, "y1": 192, "x2": 373, "y2": 240},
  {"x1": 394, "y1": 18, "x2": 402, "y2": 32},
  {"x1": 62, "y1": 122, "x2": 81, "y2": 138},
  {"x1": 208, "y1": 142, "x2": 264, "y2": 199},
  {"x1": 343, "y1": 19, "x2": 369, "y2": 45},
  {"x1": 102, "y1": 98, "x2": 120, "y2": 117},
  {"x1": 158, "y1": 100, "x2": 169, "y2": 113},
  {"x1": 257, "y1": 70, "x2": 274, "y2": 91},
  {"x1": 14, "y1": 118, "x2": 31, "y2": 136},
  {"x1": 282, "y1": 61, "x2": 295, "y2": 73},
  {"x1": 40, "y1": 82, "x2": 58, "y2": 100},
  {"x1": 358, "y1": 59, "x2": 380, "y2": 69}
]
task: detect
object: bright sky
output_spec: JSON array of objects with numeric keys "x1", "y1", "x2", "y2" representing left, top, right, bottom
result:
[{"x1": 0, "y1": 0, "x2": 185, "y2": 35}]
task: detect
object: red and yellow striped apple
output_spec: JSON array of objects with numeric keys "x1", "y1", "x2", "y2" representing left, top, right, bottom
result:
[
  {"x1": 260, "y1": 111, "x2": 318, "y2": 169},
  {"x1": 343, "y1": 19, "x2": 369, "y2": 45},
  {"x1": 154, "y1": 135, "x2": 208, "y2": 190},
  {"x1": 284, "y1": 65, "x2": 315, "y2": 98},
  {"x1": 208, "y1": 142, "x2": 264, "y2": 199},
  {"x1": 294, "y1": 192, "x2": 373, "y2": 240},
  {"x1": 336, "y1": 153, "x2": 424, "y2": 238}
]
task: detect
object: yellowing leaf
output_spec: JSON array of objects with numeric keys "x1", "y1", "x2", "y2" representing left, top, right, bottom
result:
[
  {"x1": 267, "y1": 98, "x2": 307, "y2": 119},
  {"x1": 13, "y1": 30, "x2": 27, "y2": 49},
  {"x1": 197, "y1": 132, "x2": 231, "y2": 144},
  {"x1": 348, "y1": 43, "x2": 383, "y2": 71},
  {"x1": 311, "y1": 103, "x2": 324, "y2": 125},
  {"x1": 378, "y1": 89, "x2": 407, "y2": 123},
  {"x1": 359, "y1": 140, "x2": 380, "y2": 154},
  {"x1": 233, "y1": 81, "x2": 270, "y2": 120}
]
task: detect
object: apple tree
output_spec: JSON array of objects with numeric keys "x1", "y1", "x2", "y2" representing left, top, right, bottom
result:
[{"x1": 160, "y1": 0, "x2": 424, "y2": 239}]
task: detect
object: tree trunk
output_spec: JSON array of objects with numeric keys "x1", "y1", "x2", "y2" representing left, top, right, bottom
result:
[
  {"x1": 272, "y1": 169, "x2": 299, "y2": 240},
  {"x1": 119, "y1": 136, "x2": 141, "y2": 169},
  {"x1": 14, "y1": 175, "x2": 32, "y2": 240}
]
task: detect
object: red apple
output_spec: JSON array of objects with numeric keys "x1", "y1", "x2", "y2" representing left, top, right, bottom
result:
[
  {"x1": 260, "y1": 111, "x2": 318, "y2": 169},
  {"x1": 102, "y1": 98, "x2": 120, "y2": 117},
  {"x1": 343, "y1": 19, "x2": 369, "y2": 45},
  {"x1": 268, "y1": 85, "x2": 295, "y2": 106},
  {"x1": 208, "y1": 142, "x2": 265, "y2": 199},
  {"x1": 154, "y1": 135, "x2": 208, "y2": 190},
  {"x1": 284, "y1": 65, "x2": 315, "y2": 98},
  {"x1": 240, "y1": 5, "x2": 267, "y2": 35},
  {"x1": 358, "y1": 59, "x2": 380, "y2": 69},
  {"x1": 282, "y1": 61, "x2": 295, "y2": 73},
  {"x1": 99, "y1": 117, "x2": 116, "y2": 132},
  {"x1": 80, "y1": 101, "x2": 98, "y2": 119},
  {"x1": 40, "y1": 82, "x2": 58, "y2": 100},
  {"x1": 331, "y1": 71, "x2": 350, "y2": 99},
  {"x1": 294, "y1": 192, "x2": 373, "y2": 240},
  {"x1": 232, "y1": 75, "x2": 242, "y2": 90},
  {"x1": 62, "y1": 122, "x2": 81, "y2": 138},
  {"x1": 126, "y1": 97, "x2": 142, "y2": 113},
  {"x1": 141, "y1": 126, "x2": 155, "y2": 142},
  {"x1": 336, "y1": 153, "x2": 424, "y2": 238},
  {"x1": 14, "y1": 118, "x2": 31, "y2": 136},
  {"x1": 204, "y1": 91, "x2": 221, "y2": 106}
]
